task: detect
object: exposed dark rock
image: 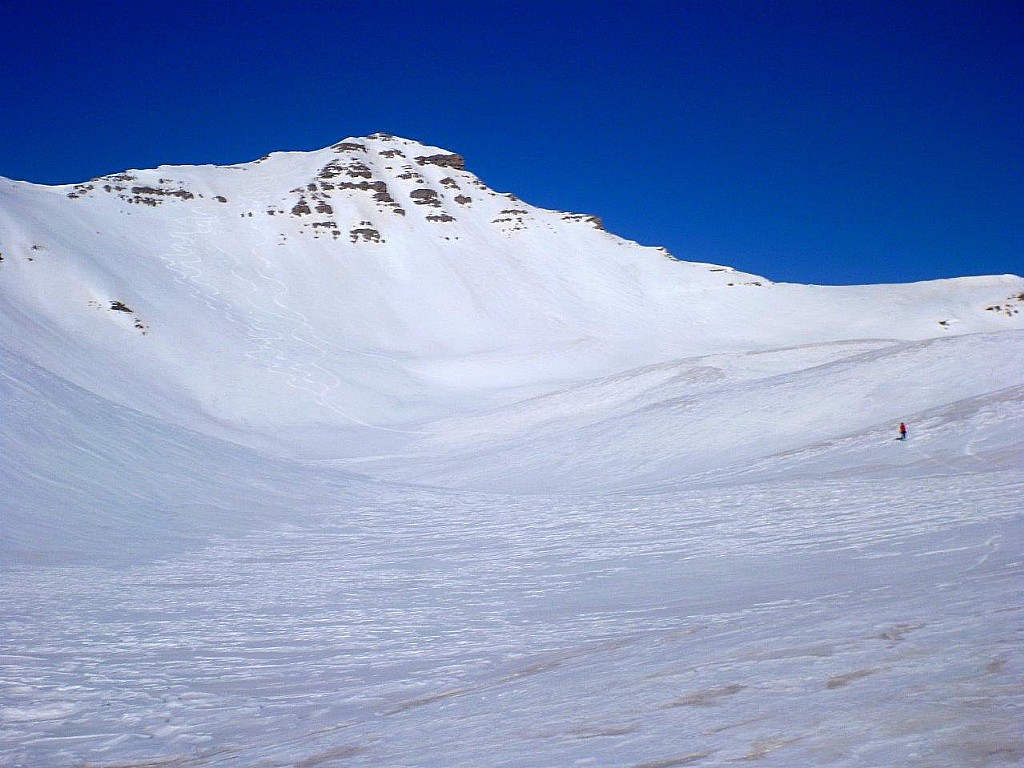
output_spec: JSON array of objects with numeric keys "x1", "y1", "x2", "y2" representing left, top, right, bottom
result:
[
  {"x1": 316, "y1": 164, "x2": 342, "y2": 180},
  {"x1": 427, "y1": 213, "x2": 456, "y2": 223},
  {"x1": 317, "y1": 160, "x2": 372, "y2": 180},
  {"x1": 215, "y1": 195, "x2": 228, "y2": 203},
  {"x1": 332, "y1": 142, "x2": 366, "y2": 153},
  {"x1": 379, "y1": 148, "x2": 405, "y2": 159},
  {"x1": 415, "y1": 153, "x2": 466, "y2": 171},
  {"x1": 454, "y1": 195, "x2": 472, "y2": 205},
  {"x1": 561, "y1": 212, "x2": 605, "y2": 231},
  {"x1": 336, "y1": 180, "x2": 388, "y2": 193},
  {"x1": 315, "y1": 201, "x2": 333, "y2": 215},
  {"x1": 291, "y1": 200, "x2": 312, "y2": 216},
  {"x1": 492, "y1": 208, "x2": 532, "y2": 232},
  {"x1": 986, "y1": 296, "x2": 1023, "y2": 316},
  {"x1": 410, "y1": 189, "x2": 441, "y2": 207},
  {"x1": 130, "y1": 186, "x2": 195, "y2": 201},
  {"x1": 67, "y1": 183, "x2": 96, "y2": 199},
  {"x1": 346, "y1": 163, "x2": 372, "y2": 178},
  {"x1": 350, "y1": 228, "x2": 382, "y2": 243},
  {"x1": 110, "y1": 301, "x2": 133, "y2": 313}
]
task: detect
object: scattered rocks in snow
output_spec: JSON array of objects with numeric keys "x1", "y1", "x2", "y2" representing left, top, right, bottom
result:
[
  {"x1": 493, "y1": 209, "x2": 531, "y2": 233},
  {"x1": 67, "y1": 180, "x2": 201, "y2": 208},
  {"x1": 310, "y1": 221, "x2": 342, "y2": 239},
  {"x1": 90, "y1": 300, "x2": 148, "y2": 333},
  {"x1": 984, "y1": 294, "x2": 1023, "y2": 316},
  {"x1": 560, "y1": 212, "x2": 605, "y2": 231},
  {"x1": 67, "y1": 184, "x2": 94, "y2": 199}
]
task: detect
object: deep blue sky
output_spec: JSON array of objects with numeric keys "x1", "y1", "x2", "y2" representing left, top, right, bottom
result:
[{"x1": 2, "y1": 1, "x2": 1020, "y2": 284}]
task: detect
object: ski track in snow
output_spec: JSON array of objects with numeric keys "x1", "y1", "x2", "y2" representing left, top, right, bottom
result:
[{"x1": 3, "y1": 471, "x2": 1021, "y2": 767}]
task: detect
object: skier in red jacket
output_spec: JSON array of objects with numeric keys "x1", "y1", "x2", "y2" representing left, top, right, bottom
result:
[{"x1": 899, "y1": 422, "x2": 908, "y2": 440}]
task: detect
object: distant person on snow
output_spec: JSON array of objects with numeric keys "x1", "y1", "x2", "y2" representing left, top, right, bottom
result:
[{"x1": 899, "y1": 422, "x2": 908, "y2": 441}]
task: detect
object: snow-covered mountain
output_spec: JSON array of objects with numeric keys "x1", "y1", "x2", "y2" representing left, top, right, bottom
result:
[
  {"x1": 2, "y1": 133, "x2": 1021, "y2": 459},
  {"x1": 2, "y1": 136, "x2": 1022, "y2": 767}
]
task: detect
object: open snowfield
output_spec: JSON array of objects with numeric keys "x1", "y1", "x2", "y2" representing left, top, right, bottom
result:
[
  {"x1": 2, "y1": 136, "x2": 1022, "y2": 766},
  {"x1": 3, "y1": 341, "x2": 1023, "y2": 767}
]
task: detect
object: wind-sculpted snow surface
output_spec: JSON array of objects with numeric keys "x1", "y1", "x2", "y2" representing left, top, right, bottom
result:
[
  {"x1": 3, "y1": 452, "x2": 1022, "y2": 766},
  {"x1": 1, "y1": 136, "x2": 1022, "y2": 766}
]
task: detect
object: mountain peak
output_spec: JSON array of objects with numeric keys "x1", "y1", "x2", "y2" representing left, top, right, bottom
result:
[{"x1": 326, "y1": 133, "x2": 465, "y2": 169}]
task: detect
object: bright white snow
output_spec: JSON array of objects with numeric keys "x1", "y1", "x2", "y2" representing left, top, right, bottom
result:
[{"x1": 1, "y1": 135, "x2": 1022, "y2": 767}]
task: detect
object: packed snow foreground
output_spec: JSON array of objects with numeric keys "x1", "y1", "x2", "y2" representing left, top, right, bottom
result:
[{"x1": 2, "y1": 134, "x2": 1022, "y2": 767}]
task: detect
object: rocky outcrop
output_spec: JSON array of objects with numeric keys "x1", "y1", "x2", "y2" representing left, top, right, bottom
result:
[
  {"x1": 410, "y1": 189, "x2": 442, "y2": 207},
  {"x1": 67, "y1": 177, "x2": 203, "y2": 207},
  {"x1": 415, "y1": 153, "x2": 466, "y2": 171}
]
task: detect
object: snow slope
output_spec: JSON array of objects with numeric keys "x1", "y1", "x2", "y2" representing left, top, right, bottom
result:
[
  {"x1": 1, "y1": 135, "x2": 1022, "y2": 767},
  {"x1": 1, "y1": 133, "x2": 1020, "y2": 455}
]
